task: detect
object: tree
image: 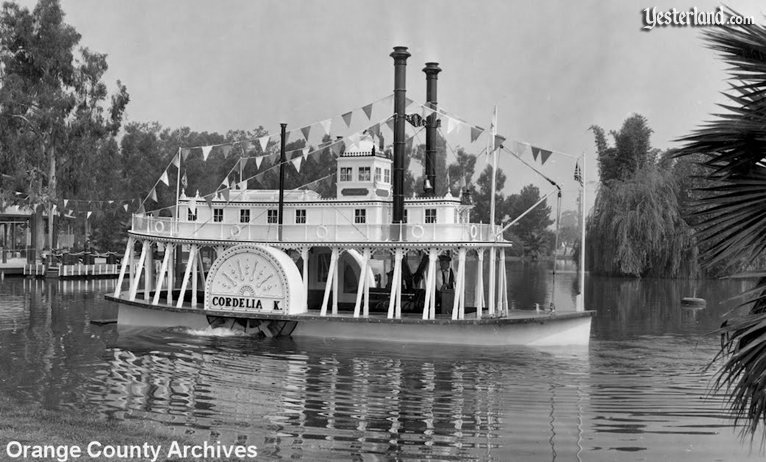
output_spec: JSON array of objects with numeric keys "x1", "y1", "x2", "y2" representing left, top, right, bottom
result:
[
  {"x1": 559, "y1": 209, "x2": 580, "y2": 256},
  {"x1": 675, "y1": 13, "x2": 766, "y2": 438},
  {"x1": 591, "y1": 114, "x2": 656, "y2": 183},
  {"x1": 0, "y1": 0, "x2": 128, "y2": 253}
]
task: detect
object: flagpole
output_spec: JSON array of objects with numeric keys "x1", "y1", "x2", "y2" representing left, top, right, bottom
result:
[
  {"x1": 577, "y1": 154, "x2": 586, "y2": 312},
  {"x1": 488, "y1": 106, "x2": 498, "y2": 316},
  {"x1": 174, "y1": 148, "x2": 181, "y2": 224}
]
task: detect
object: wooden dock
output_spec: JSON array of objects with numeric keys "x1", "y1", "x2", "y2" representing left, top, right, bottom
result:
[{"x1": 24, "y1": 263, "x2": 122, "y2": 279}]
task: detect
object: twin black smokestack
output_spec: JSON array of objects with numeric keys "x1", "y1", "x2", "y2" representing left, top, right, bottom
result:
[{"x1": 390, "y1": 46, "x2": 441, "y2": 227}]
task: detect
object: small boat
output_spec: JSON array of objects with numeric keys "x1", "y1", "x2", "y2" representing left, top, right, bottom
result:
[{"x1": 106, "y1": 46, "x2": 593, "y2": 346}]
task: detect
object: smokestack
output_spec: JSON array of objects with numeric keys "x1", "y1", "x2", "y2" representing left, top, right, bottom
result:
[
  {"x1": 423, "y1": 62, "x2": 441, "y2": 196},
  {"x1": 390, "y1": 46, "x2": 410, "y2": 227}
]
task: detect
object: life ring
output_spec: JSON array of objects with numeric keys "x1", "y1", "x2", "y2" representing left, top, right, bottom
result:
[
  {"x1": 411, "y1": 224, "x2": 424, "y2": 239},
  {"x1": 154, "y1": 221, "x2": 165, "y2": 233},
  {"x1": 470, "y1": 224, "x2": 478, "y2": 240},
  {"x1": 316, "y1": 225, "x2": 328, "y2": 239},
  {"x1": 230, "y1": 225, "x2": 242, "y2": 237}
]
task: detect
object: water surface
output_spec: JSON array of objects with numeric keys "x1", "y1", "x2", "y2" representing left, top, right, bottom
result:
[{"x1": 0, "y1": 267, "x2": 761, "y2": 461}]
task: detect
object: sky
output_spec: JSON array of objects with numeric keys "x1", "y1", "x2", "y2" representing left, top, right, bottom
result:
[{"x1": 12, "y1": 0, "x2": 766, "y2": 212}]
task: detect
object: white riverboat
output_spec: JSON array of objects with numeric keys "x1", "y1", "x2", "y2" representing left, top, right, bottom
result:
[{"x1": 106, "y1": 47, "x2": 593, "y2": 346}]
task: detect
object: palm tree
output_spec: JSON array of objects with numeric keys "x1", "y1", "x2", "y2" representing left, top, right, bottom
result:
[{"x1": 676, "y1": 12, "x2": 766, "y2": 438}]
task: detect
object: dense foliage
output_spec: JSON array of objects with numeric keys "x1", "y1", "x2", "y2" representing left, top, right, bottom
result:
[{"x1": 675, "y1": 13, "x2": 766, "y2": 439}]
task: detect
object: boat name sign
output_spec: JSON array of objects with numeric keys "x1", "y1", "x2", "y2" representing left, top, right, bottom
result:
[{"x1": 204, "y1": 244, "x2": 306, "y2": 314}]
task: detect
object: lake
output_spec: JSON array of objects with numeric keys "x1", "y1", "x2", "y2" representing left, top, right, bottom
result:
[{"x1": 0, "y1": 262, "x2": 761, "y2": 461}]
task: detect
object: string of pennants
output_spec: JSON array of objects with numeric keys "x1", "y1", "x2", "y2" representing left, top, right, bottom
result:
[{"x1": 11, "y1": 191, "x2": 144, "y2": 220}]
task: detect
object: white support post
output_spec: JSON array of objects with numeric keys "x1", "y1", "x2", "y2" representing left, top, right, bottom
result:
[
  {"x1": 474, "y1": 249, "x2": 484, "y2": 319},
  {"x1": 488, "y1": 247, "x2": 496, "y2": 316},
  {"x1": 194, "y1": 248, "x2": 206, "y2": 308},
  {"x1": 144, "y1": 243, "x2": 154, "y2": 301},
  {"x1": 332, "y1": 248, "x2": 340, "y2": 315},
  {"x1": 363, "y1": 249, "x2": 370, "y2": 317},
  {"x1": 387, "y1": 249, "x2": 402, "y2": 319},
  {"x1": 114, "y1": 237, "x2": 133, "y2": 297},
  {"x1": 423, "y1": 249, "x2": 437, "y2": 320},
  {"x1": 153, "y1": 247, "x2": 172, "y2": 306},
  {"x1": 320, "y1": 249, "x2": 338, "y2": 317},
  {"x1": 496, "y1": 249, "x2": 504, "y2": 314},
  {"x1": 129, "y1": 241, "x2": 148, "y2": 301},
  {"x1": 301, "y1": 247, "x2": 309, "y2": 310},
  {"x1": 453, "y1": 248, "x2": 466, "y2": 320},
  {"x1": 500, "y1": 249, "x2": 509, "y2": 315},
  {"x1": 353, "y1": 248, "x2": 369, "y2": 318},
  {"x1": 395, "y1": 249, "x2": 403, "y2": 319},
  {"x1": 166, "y1": 244, "x2": 174, "y2": 305},
  {"x1": 177, "y1": 245, "x2": 197, "y2": 308}
]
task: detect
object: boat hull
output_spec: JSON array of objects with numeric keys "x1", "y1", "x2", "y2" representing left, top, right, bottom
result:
[{"x1": 109, "y1": 296, "x2": 593, "y2": 347}]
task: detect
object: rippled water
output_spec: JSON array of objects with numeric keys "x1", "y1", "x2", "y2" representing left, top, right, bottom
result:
[{"x1": 0, "y1": 268, "x2": 762, "y2": 461}]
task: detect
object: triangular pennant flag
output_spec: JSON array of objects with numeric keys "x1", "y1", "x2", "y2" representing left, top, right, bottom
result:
[
  {"x1": 150, "y1": 188, "x2": 157, "y2": 202},
  {"x1": 362, "y1": 103, "x2": 373, "y2": 120},
  {"x1": 470, "y1": 126, "x2": 484, "y2": 143},
  {"x1": 123, "y1": 204, "x2": 129, "y2": 212},
  {"x1": 64, "y1": 199, "x2": 69, "y2": 207},
  {"x1": 181, "y1": 172, "x2": 188, "y2": 188},
  {"x1": 201, "y1": 146, "x2": 213, "y2": 161},
  {"x1": 258, "y1": 135, "x2": 269, "y2": 152},
  {"x1": 301, "y1": 125, "x2": 311, "y2": 141},
  {"x1": 222, "y1": 189, "x2": 230, "y2": 203},
  {"x1": 160, "y1": 170, "x2": 169, "y2": 186},
  {"x1": 320, "y1": 119, "x2": 332, "y2": 136},
  {"x1": 108, "y1": 200, "x2": 114, "y2": 205},
  {"x1": 405, "y1": 97, "x2": 414, "y2": 107},
  {"x1": 291, "y1": 156, "x2": 303, "y2": 173},
  {"x1": 540, "y1": 149, "x2": 552, "y2": 165},
  {"x1": 531, "y1": 146, "x2": 541, "y2": 161},
  {"x1": 494, "y1": 135, "x2": 506, "y2": 149},
  {"x1": 255, "y1": 156, "x2": 263, "y2": 169},
  {"x1": 189, "y1": 198, "x2": 197, "y2": 214},
  {"x1": 221, "y1": 145, "x2": 233, "y2": 157},
  {"x1": 369, "y1": 123, "x2": 380, "y2": 138},
  {"x1": 137, "y1": 203, "x2": 145, "y2": 215},
  {"x1": 86, "y1": 211, "x2": 92, "y2": 220},
  {"x1": 446, "y1": 117, "x2": 458, "y2": 134},
  {"x1": 204, "y1": 194, "x2": 213, "y2": 209},
  {"x1": 222, "y1": 177, "x2": 230, "y2": 188},
  {"x1": 385, "y1": 117, "x2": 395, "y2": 134},
  {"x1": 511, "y1": 141, "x2": 528, "y2": 157},
  {"x1": 172, "y1": 151, "x2": 180, "y2": 168},
  {"x1": 180, "y1": 148, "x2": 191, "y2": 160},
  {"x1": 330, "y1": 141, "x2": 342, "y2": 157},
  {"x1": 342, "y1": 111, "x2": 352, "y2": 127},
  {"x1": 302, "y1": 147, "x2": 309, "y2": 159},
  {"x1": 51, "y1": 204, "x2": 57, "y2": 215}
]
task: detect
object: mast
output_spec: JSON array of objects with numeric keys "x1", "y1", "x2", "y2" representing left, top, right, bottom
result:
[
  {"x1": 423, "y1": 62, "x2": 441, "y2": 196},
  {"x1": 278, "y1": 123, "x2": 286, "y2": 241},
  {"x1": 577, "y1": 154, "x2": 586, "y2": 311},
  {"x1": 489, "y1": 106, "x2": 498, "y2": 230},
  {"x1": 391, "y1": 46, "x2": 411, "y2": 232}
]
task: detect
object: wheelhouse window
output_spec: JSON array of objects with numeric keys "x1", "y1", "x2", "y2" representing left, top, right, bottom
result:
[
  {"x1": 375, "y1": 167, "x2": 382, "y2": 182},
  {"x1": 240, "y1": 209, "x2": 250, "y2": 223},
  {"x1": 213, "y1": 208, "x2": 223, "y2": 223},
  {"x1": 354, "y1": 209, "x2": 366, "y2": 224},
  {"x1": 295, "y1": 209, "x2": 306, "y2": 224},
  {"x1": 384, "y1": 168, "x2": 391, "y2": 183},
  {"x1": 358, "y1": 167, "x2": 371, "y2": 181},
  {"x1": 187, "y1": 209, "x2": 197, "y2": 221},
  {"x1": 267, "y1": 209, "x2": 278, "y2": 224},
  {"x1": 340, "y1": 167, "x2": 352, "y2": 182},
  {"x1": 425, "y1": 209, "x2": 437, "y2": 224}
]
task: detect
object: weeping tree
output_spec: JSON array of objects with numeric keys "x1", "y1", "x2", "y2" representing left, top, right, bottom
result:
[
  {"x1": 587, "y1": 115, "x2": 697, "y2": 277},
  {"x1": 676, "y1": 14, "x2": 766, "y2": 439}
]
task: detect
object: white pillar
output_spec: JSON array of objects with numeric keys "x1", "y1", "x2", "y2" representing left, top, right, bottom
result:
[
  {"x1": 353, "y1": 248, "x2": 369, "y2": 318},
  {"x1": 177, "y1": 245, "x2": 197, "y2": 308},
  {"x1": 332, "y1": 248, "x2": 340, "y2": 315},
  {"x1": 320, "y1": 248, "x2": 338, "y2": 317},
  {"x1": 166, "y1": 244, "x2": 174, "y2": 305},
  {"x1": 114, "y1": 237, "x2": 134, "y2": 297},
  {"x1": 422, "y1": 248, "x2": 437, "y2": 320},
  {"x1": 153, "y1": 246, "x2": 172, "y2": 306},
  {"x1": 499, "y1": 249, "x2": 509, "y2": 315},
  {"x1": 474, "y1": 249, "x2": 484, "y2": 319},
  {"x1": 129, "y1": 241, "x2": 148, "y2": 301},
  {"x1": 144, "y1": 242, "x2": 154, "y2": 301},
  {"x1": 301, "y1": 246, "x2": 309, "y2": 310},
  {"x1": 488, "y1": 247, "x2": 496, "y2": 316},
  {"x1": 387, "y1": 249, "x2": 402, "y2": 319}
]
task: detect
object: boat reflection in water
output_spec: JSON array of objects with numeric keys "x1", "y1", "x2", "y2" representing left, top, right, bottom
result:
[{"x1": 97, "y1": 328, "x2": 589, "y2": 460}]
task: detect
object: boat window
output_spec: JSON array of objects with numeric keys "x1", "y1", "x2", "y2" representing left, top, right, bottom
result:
[
  {"x1": 240, "y1": 209, "x2": 250, "y2": 223},
  {"x1": 267, "y1": 209, "x2": 278, "y2": 224},
  {"x1": 355, "y1": 209, "x2": 366, "y2": 224},
  {"x1": 384, "y1": 168, "x2": 391, "y2": 183},
  {"x1": 358, "y1": 167, "x2": 371, "y2": 181},
  {"x1": 403, "y1": 209, "x2": 408, "y2": 224},
  {"x1": 375, "y1": 167, "x2": 382, "y2": 182},
  {"x1": 295, "y1": 209, "x2": 306, "y2": 224},
  {"x1": 340, "y1": 167, "x2": 352, "y2": 182},
  {"x1": 213, "y1": 209, "x2": 223, "y2": 223},
  {"x1": 187, "y1": 209, "x2": 197, "y2": 222},
  {"x1": 425, "y1": 209, "x2": 437, "y2": 224}
]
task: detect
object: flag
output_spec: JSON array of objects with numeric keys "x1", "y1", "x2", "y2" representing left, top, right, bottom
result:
[
  {"x1": 201, "y1": 146, "x2": 213, "y2": 161},
  {"x1": 160, "y1": 170, "x2": 169, "y2": 186},
  {"x1": 342, "y1": 111, "x2": 352, "y2": 127},
  {"x1": 574, "y1": 161, "x2": 583, "y2": 186},
  {"x1": 181, "y1": 172, "x2": 188, "y2": 189},
  {"x1": 362, "y1": 103, "x2": 373, "y2": 120}
]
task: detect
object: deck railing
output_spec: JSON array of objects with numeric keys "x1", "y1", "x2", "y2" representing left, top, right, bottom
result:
[{"x1": 131, "y1": 215, "x2": 502, "y2": 243}]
